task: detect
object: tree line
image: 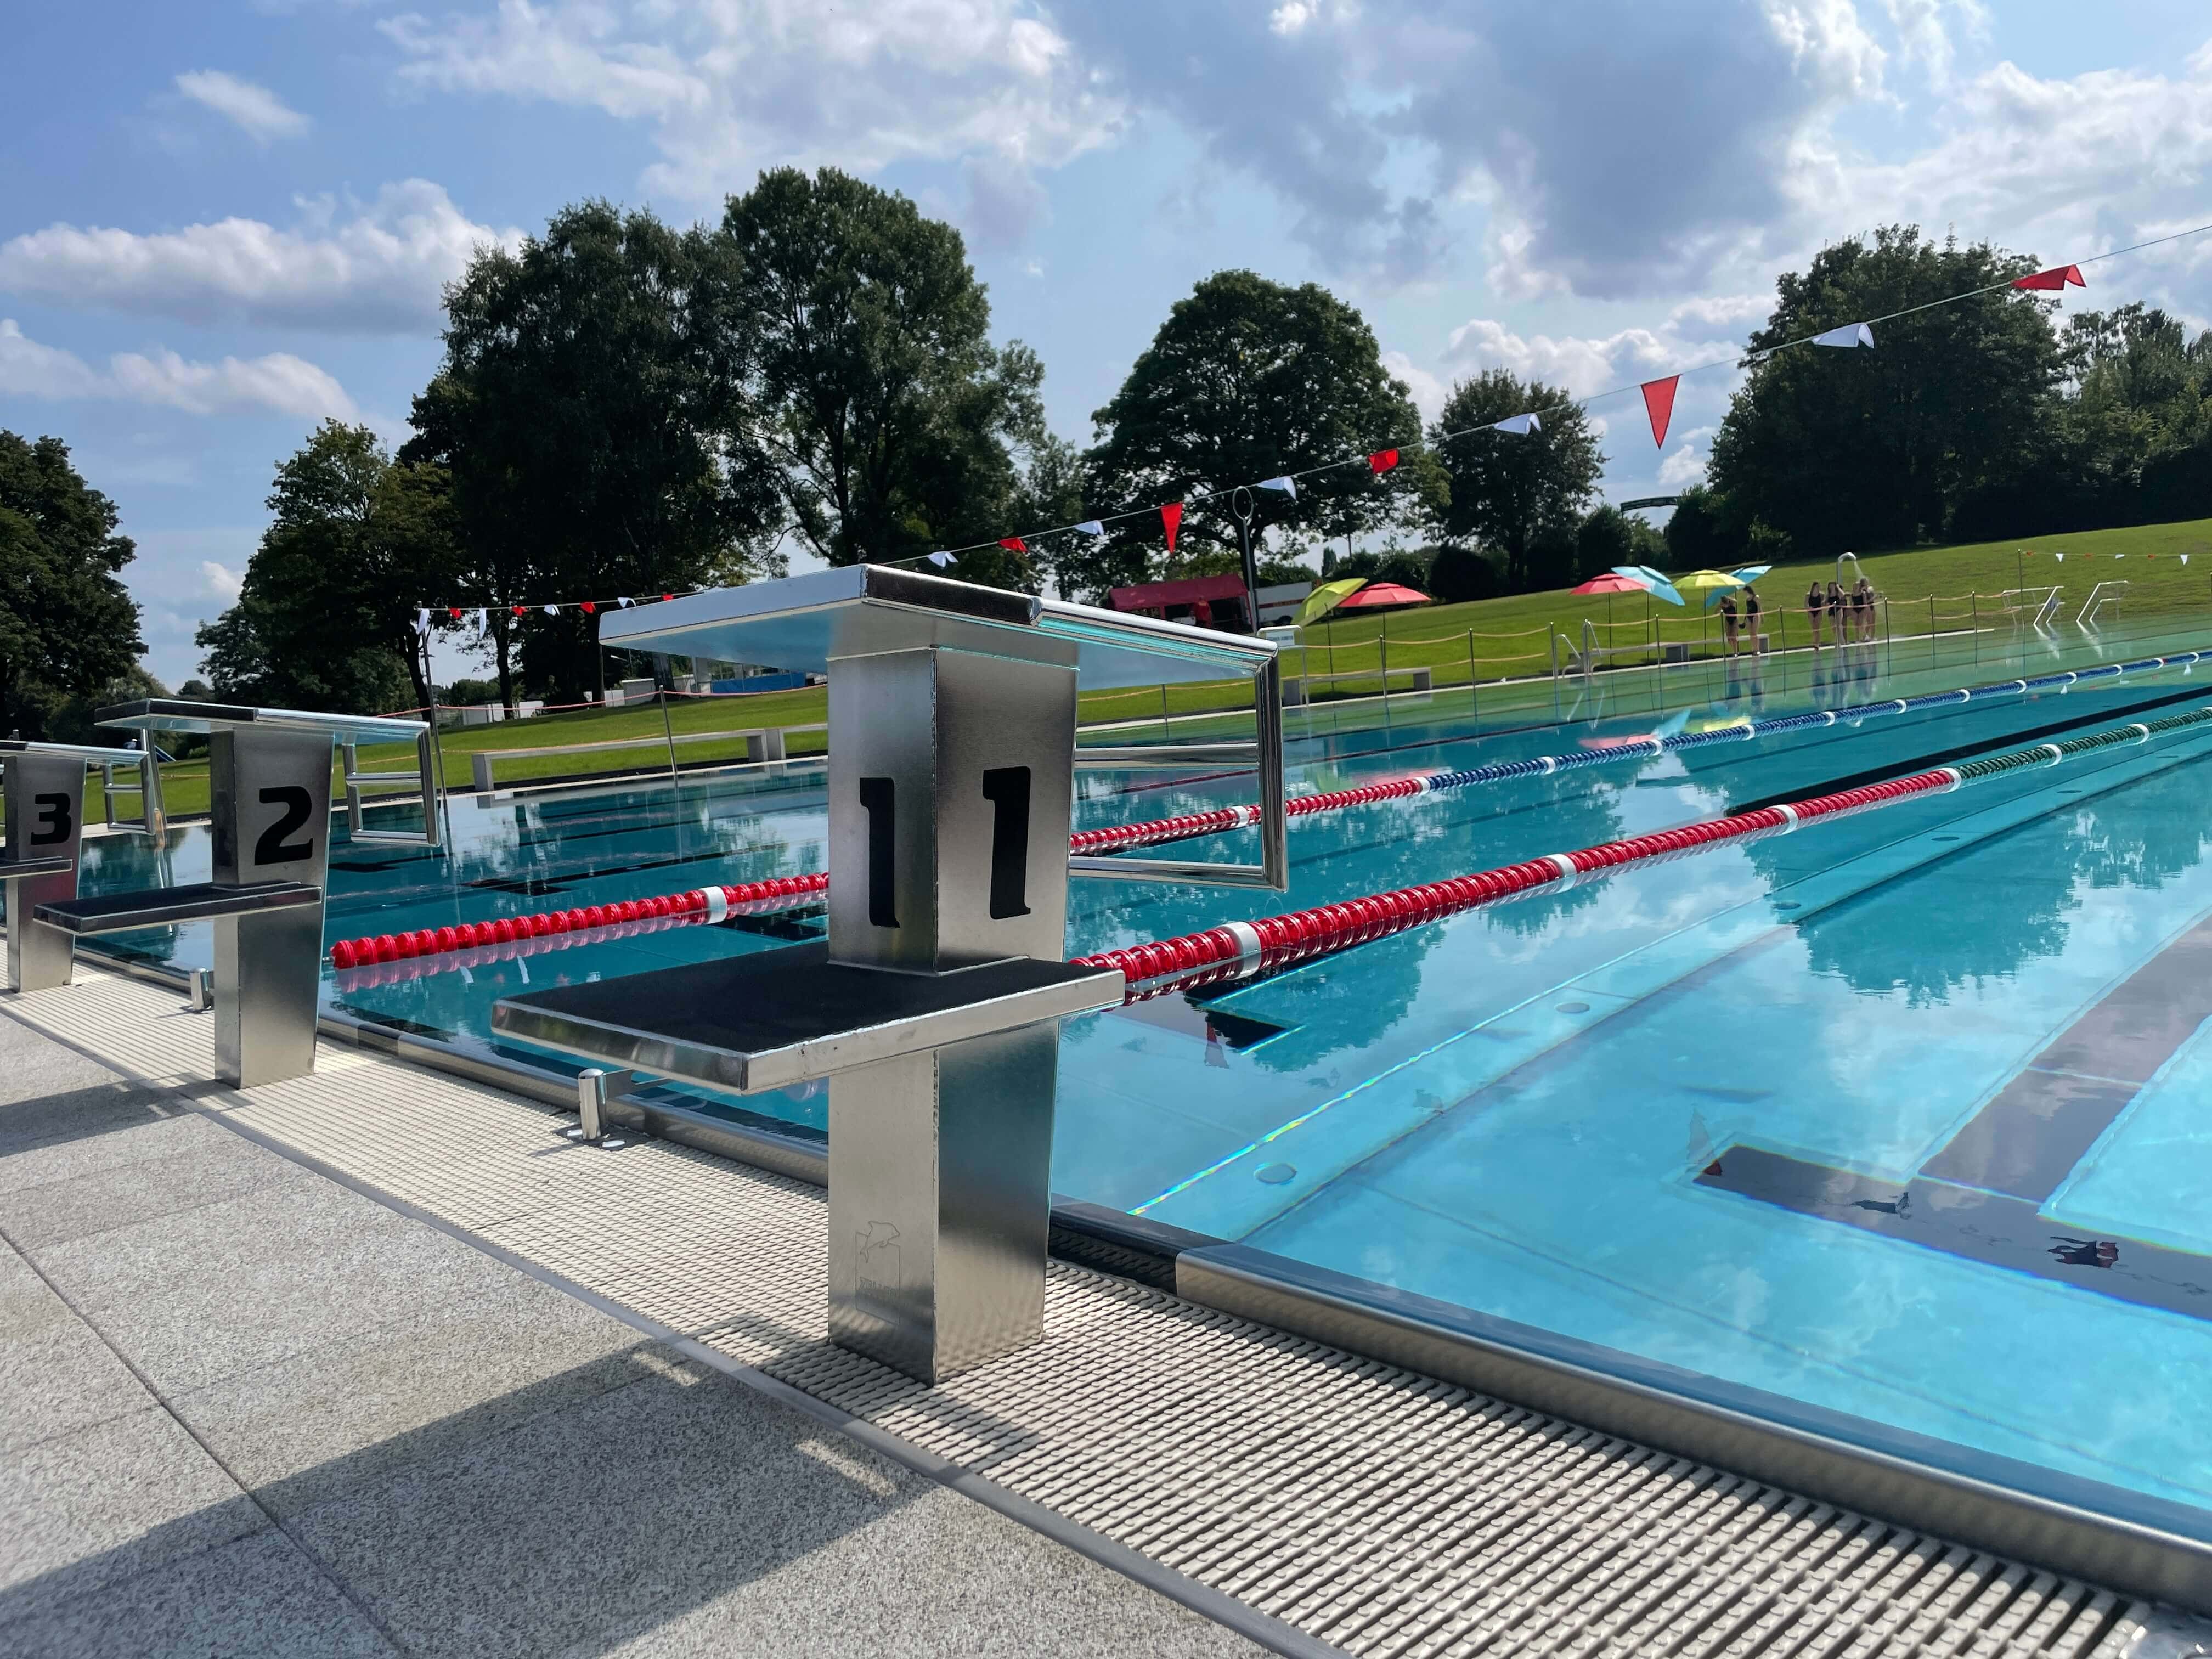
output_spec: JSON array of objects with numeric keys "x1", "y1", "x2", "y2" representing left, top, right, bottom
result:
[{"x1": 8, "y1": 205, "x2": 2211, "y2": 732}]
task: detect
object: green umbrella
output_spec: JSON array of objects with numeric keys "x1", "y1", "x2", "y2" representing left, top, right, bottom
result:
[{"x1": 1297, "y1": 577, "x2": 1367, "y2": 625}]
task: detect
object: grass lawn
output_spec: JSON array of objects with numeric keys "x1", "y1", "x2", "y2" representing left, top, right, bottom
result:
[{"x1": 12, "y1": 515, "x2": 2211, "y2": 832}]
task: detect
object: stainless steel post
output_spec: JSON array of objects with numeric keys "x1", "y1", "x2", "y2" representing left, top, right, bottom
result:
[
  {"x1": 824, "y1": 644, "x2": 1078, "y2": 1381},
  {"x1": 2, "y1": 748, "x2": 89, "y2": 991},
  {"x1": 207, "y1": 727, "x2": 333, "y2": 1086}
]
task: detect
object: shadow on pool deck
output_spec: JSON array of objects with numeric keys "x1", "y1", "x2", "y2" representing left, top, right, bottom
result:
[{"x1": 0, "y1": 1014, "x2": 1268, "y2": 1659}]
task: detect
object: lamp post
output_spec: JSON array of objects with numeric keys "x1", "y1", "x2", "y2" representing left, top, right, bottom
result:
[{"x1": 1233, "y1": 487, "x2": 1260, "y2": 632}]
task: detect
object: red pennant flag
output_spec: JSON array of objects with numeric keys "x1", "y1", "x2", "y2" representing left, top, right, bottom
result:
[
  {"x1": 580, "y1": 600, "x2": 596, "y2": 614},
  {"x1": 1640, "y1": 376, "x2": 1680, "y2": 449},
  {"x1": 998, "y1": 537, "x2": 1028, "y2": 555},
  {"x1": 2011, "y1": 264, "x2": 2085, "y2": 292},
  {"x1": 511, "y1": 604, "x2": 526, "y2": 617},
  {"x1": 1160, "y1": 502, "x2": 1183, "y2": 552},
  {"x1": 1368, "y1": 448, "x2": 1399, "y2": 474},
  {"x1": 662, "y1": 592, "x2": 674, "y2": 602},
  {"x1": 446, "y1": 606, "x2": 462, "y2": 620}
]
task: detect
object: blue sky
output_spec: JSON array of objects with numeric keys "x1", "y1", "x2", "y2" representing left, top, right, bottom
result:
[{"x1": 4, "y1": 1, "x2": 2210, "y2": 688}]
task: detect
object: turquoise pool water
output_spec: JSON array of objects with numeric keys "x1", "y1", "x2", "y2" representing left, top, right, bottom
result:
[{"x1": 39, "y1": 621, "x2": 2212, "y2": 1539}]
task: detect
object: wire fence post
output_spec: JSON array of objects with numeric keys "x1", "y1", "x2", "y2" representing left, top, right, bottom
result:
[
  {"x1": 1159, "y1": 682, "x2": 1171, "y2": 743},
  {"x1": 1468, "y1": 630, "x2": 1477, "y2": 695}
]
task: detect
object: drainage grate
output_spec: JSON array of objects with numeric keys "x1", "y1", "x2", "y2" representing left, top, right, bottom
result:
[{"x1": 3, "y1": 968, "x2": 2190, "y2": 1659}]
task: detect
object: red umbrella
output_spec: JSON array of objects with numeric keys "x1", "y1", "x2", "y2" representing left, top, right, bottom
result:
[
  {"x1": 1334, "y1": 582, "x2": 1431, "y2": 611},
  {"x1": 1572, "y1": 573, "x2": 1644, "y2": 594},
  {"x1": 1572, "y1": 569, "x2": 1649, "y2": 631}
]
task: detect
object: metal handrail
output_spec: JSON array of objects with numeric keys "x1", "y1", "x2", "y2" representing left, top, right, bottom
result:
[
  {"x1": 1068, "y1": 655, "x2": 1289, "y2": 891},
  {"x1": 101, "y1": 740, "x2": 166, "y2": 839},
  {"x1": 2075, "y1": 580, "x2": 2127, "y2": 629},
  {"x1": 342, "y1": 732, "x2": 445, "y2": 849}
]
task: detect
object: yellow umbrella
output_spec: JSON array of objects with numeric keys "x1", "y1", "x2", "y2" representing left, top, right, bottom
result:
[
  {"x1": 1674, "y1": 568, "x2": 1748, "y2": 611},
  {"x1": 1297, "y1": 577, "x2": 1367, "y2": 625}
]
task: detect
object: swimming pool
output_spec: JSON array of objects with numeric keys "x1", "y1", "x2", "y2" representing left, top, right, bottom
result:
[{"x1": 42, "y1": 617, "x2": 2212, "y2": 1543}]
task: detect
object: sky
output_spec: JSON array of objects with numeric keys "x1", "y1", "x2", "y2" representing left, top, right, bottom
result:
[{"x1": 4, "y1": 1, "x2": 2211, "y2": 690}]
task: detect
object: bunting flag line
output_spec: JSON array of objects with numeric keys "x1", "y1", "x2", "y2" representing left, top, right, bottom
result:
[
  {"x1": 1161, "y1": 501, "x2": 1183, "y2": 551},
  {"x1": 998, "y1": 536, "x2": 1028, "y2": 555},
  {"x1": 732, "y1": 218, "x2": 2211, "y2": 575},
  {"x1": 1640, "y1": 377, "x2": 1680, "y2": 450}
]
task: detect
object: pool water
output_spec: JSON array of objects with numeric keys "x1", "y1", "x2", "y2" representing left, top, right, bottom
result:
[{"x1": 40, "y1": 620, "x2": 2212, "y2": 1539}]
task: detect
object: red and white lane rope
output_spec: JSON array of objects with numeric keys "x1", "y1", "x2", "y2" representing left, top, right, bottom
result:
[
  {"x1": 1071, "y1": 701, "x2": 2212, "y2": 1006},
  {"x1": 329, "y1": 672, "x2": 2208, "y2": 974}
]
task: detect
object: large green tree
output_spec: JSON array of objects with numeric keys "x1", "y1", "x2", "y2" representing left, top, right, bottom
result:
[
  {"x1": 1708, "y1": 226, "x2": 2061, "y2": 554},
  {"x1": 712, "y1": 167, "x2": 1045, "y2": 587},
  {"x1": 1426, "y1": 370, "x2": 1604, "y2": 592},
  {"x1": 0, "y1": 432, "x2": 144, "y2": 740},
  {"x1": 1072, "y1": 270, "x2": 1437, "y2": 605},
  {"x1": 410, "y1": 201, "x2": 783, "y2": 703},
  {"x1": 195, "y1": 422, "x2": 456, "y2": 714}
]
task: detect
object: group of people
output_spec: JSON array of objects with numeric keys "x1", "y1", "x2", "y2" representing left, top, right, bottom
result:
[
  {"x1": 1711, "y1": 575, "x2": 1875, "y2": 656},
  {"x1": 1805, "y1": 576, "x2": 1878, "y2": 647}
]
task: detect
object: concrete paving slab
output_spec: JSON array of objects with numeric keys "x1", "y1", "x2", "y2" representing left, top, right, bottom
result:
[
  {"x1": 32, "y1": 1177, "x2": 523, "y2": 1395},
  {"x1": 575, "y1": 1482, "x2": 1272, "y2": 1659},
  {"x1": 0, "y1": 1122, "x2": 312, "y2": 1249},
  {"x1": 173, "y1": 1279, "x2": 681, "y2": 1520},
  {"x1": 0, "y1": 1523, "x2": 398, "y2": 1659},
  {"x1": 0, "y1": 1013, "x2": 122, "y2": 1108},
  {"x1": 0, "y1": 1242, "x2": 148, "y2": 1456},
  {"x1": 0, "y1": 1107, "x2": 231, "y2": 1198},
  {"x1": 284, "y1": 1354, "x2": 1264, "y2": 1659},
  {"x1": 0, "y1": 1075, "x2": 185, "y2": 1160},
  {"x1": 0, "y1": 1406, "x2": 264, "y2": 1625}
]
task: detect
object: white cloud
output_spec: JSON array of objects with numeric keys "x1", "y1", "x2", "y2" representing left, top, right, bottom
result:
[
  {"x1": 1658, "y1": 430, "x2": 1716, "y2": 489},
  {"x1": 0, "y1": 318, "x2": 358, "y2": 420},
  {"x1": 200, "y1": 560, "x2": 245, "y2": 598},
  {"x1": 1442, "y1": 319, "x2": 1741, "y2": 399},
  {"x1": 174, "y1": 70, "x2": 312, "y2": 143},
  {"x1": 1381, "y1": 349, "x2": 1448, "y2": 423},
  {"x1": 0, "y1": 181, "x2": 520, "y2": 334},
  {"x1": 380, "y1": 0, "x2": 1120, "y2": 210}
]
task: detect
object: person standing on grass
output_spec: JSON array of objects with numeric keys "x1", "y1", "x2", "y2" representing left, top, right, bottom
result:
[
  {"x1": 1718, "y1": 590, "x2": 1740, "y2": 657},
  {"x1": 1805, "y1": 579, "x2": 1826, "y2": 650}
]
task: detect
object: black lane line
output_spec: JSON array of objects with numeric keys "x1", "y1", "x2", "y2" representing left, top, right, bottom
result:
[
  {"x1": 1918, "y1": 911, "x2": 2212, "y2": 1200},
  {"x1": 1701, "y1": 908, "x2": 2212, "y2": 1314},
  {"x1": 1697, "y1": 1149, "x2": 2212, "y2": 1322}
]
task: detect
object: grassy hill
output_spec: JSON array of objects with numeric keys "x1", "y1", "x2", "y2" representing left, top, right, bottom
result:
[{"x1": 12, "y1": 515, "x2": 2212, "y2": 831}]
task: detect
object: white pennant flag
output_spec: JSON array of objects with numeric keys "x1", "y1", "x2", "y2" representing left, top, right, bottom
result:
[
  {"x1": 2183, "y1": 554, "x2": 2191, "y2": 566},
  {"x1": 1812, "y1": 322, "x2": 1876, "y2": 349},
  {"x1": 1257, "y1": 476, "x2": 1297, "y2": 499},
  {"x1": 543, "y1": 603, "x2": 559, "y2": 616},
  {"x1": 473, "y1": 608, "x2": 487, "y2": 631},
  {"x1": 1073, "y1": 520, "x2": 1104, "y2": 537},
  {"x1": 618, "y1": 596, "x2": 634, "y2": 608},
  {"x1": 1493, "y1": 413, "x2": 1541, "y2": 435},
  {"x1": 2055, "y1": 552, "x2": 2065, "y2": 562},
  {"x1": 415, "y1": 607, "x2": 431, "y2": 631},
  {"x1": 927, "y1": 551, "x2": 953, "y2": 567}
]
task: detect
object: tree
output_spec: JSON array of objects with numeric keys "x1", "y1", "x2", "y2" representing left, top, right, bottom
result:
[
  {"x1": 1574, "y1": 504, "x2": 1666, "y2": 583},
  {"x1": 194, "y1": 422, "x2": 456, "y2": 715},
  {"x1": 1075, "y1": 270, "x2": 1439, "y2": 604},
  {"x1": 411, "y1": 201, "x2": 783, "y2": 703},
  {"x1": 1708, "y1": 226, "x2": 2061, "y2": 554},
  {"x1": 713, "y1": 168, "x2": 1045, "y2": 585},
  {"x1": 1426, "y1": 370, "x2": 1602, "y2": 592},
  {"x1": 0, "y1": 432, "x2": 144, "y2": 740},
  {"x1": 1425, "y1": 542, "x2": 1503, "y2": 604},
  {"x1": 1661, "y1": 486, "x2": 1742, "y2": 571}
]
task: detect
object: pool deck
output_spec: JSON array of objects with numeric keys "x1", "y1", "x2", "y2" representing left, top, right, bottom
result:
[{"x1": 4, "y1": 964, "x2": 2207, "y2": 1658}]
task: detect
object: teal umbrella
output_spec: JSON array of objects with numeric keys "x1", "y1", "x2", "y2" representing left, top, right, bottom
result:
[{"x1": 1610, "y1": 565, "x2": 1685, "y2": 606}]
